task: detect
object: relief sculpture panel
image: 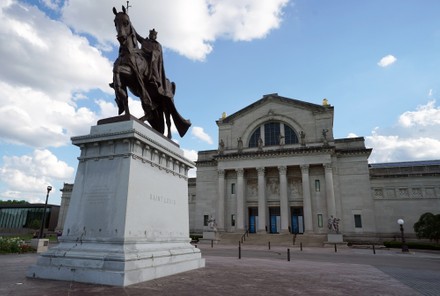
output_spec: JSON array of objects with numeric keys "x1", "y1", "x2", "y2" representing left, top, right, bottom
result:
[
  {"x1": 288, "y1": 177, "x2": 302, "y2": 200},
  {"x1": 246, "y1": 179, "x2": 258, "y2": 201}
]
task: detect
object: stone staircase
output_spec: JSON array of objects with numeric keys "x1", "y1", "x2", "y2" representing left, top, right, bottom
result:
[
  {"x1": 294, "y1": 234, "x2": 327, "y2": 247},
  {"x1": 217, "y1": 232, "x2": 326, "y2": 247}
]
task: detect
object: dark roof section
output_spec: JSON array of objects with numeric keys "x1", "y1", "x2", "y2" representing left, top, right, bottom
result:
[
  {"x1": 369, "y1": 160, "x2": 440, "y2": 168},
  {"x1": 219, "y1": 93, "x2": 333, "y2": 124}
]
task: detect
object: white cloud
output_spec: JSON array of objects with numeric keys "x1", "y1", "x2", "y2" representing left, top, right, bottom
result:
[
  {"x1": 377, "y1": 54, "x2": 397, "y2": 67},
  {"x1": 183, "y1": 149, "x2": 198, "y2": 162},
  {"x1": 366, "y1": 100, "x2": 440, "y2": 163},
  {"x1": 0, "y1": 1, "x2": 113, "y2": 98},
  {"x1": 398, "y1": 100, "x2": 440, "y2": 127},
  {"x1": 367, "y1": 131, "x2": 440, "y2": 163},
  {"x1": 192, "y1": 126, "x2": 213, "y2": 144},
  {"x1": 0, "y1": 149, "x2": 74, "y2": 203},
  {"x1": 61, "y1": 0, "x2": 289, "y2": 60},
  {"x1": 182, "y1": 148, "x2": 198, "y2": 178},
  {"x1": 0, "y1": 81, "x2": 99, "y2": 147},
  {"x1": 0, "y1": 1, "x2": 118, "y2": 148}
]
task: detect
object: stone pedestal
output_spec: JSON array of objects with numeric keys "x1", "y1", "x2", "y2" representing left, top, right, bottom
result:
[
  {"x1": 30, "y1": 238, "x2": 49, "y2": 253},
  {"x1": 327, "y1": 233, "x2": 344, "y2": 243},
  {"x1": 27, "y1": 117, "x2": 205, "y2": 286},
  {"x1": 200, "y1": 231, "x2": 220, "y2": 244}
]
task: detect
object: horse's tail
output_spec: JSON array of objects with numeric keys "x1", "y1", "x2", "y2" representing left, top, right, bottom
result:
[{"x1": 165, "y1": 96, "x2": 191, "y2": 137}]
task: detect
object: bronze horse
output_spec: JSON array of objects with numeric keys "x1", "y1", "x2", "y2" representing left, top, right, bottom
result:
[{"x1": 111, "y1": 6, "x2": 191, "y2": 138}]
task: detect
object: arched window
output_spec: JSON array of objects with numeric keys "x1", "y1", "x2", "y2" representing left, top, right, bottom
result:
[
  {"x1": 248, "y1": 121, "x2": 299, "y2": 147},
  {"x1": 249, "y1": 127, "x2": 261, "y2": 148},
  {"x1": 284, "y1": 125, "x2": 299, "y2": 144}
]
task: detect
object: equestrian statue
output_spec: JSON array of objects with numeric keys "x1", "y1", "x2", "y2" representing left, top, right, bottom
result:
[{"x1": 111, "y1": 6, "x2": 191, "y2": 139}]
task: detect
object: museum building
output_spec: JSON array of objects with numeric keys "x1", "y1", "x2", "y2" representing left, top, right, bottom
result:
[
  {"x1": 189, "y1": 93, "x2": 440, "y2": 242},
  {"x1": 57, "y1": 94, "x2": 440, "y2": 243}
]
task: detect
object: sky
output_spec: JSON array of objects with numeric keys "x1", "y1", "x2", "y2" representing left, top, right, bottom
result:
[{"x1": 1, "y1": 0, "x2": 440, "y2": 205}]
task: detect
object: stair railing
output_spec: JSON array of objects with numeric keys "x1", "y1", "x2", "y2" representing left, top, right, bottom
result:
[{"x1": 240, "y1": 228, "x2": 249, "y2": 243}]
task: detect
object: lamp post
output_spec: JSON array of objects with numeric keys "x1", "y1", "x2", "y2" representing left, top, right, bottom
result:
[
  {"x1": 397, "y1": 219, "x2": 409, "y2": 253},
  {"x1": 38, "y1": 185, "x2": 52, "y2": 239}
]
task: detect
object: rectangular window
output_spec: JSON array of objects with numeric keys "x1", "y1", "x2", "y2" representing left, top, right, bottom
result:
[
  {"x1": 354, "y1": 214, "x2": 362, "y2": 228},
  {"x1": 203, "y1": 215, "x2": 209, "y2": 226},
  {"x1": 231, "y1": 214, "x2": 236, "y2": 226},
  {"x1": 317, "y1": 214, "x2": 323, "y2": 228},
  {"x1": 231, "y1": 183, "x2": 235, "y2": 194},
  {"x1": 315, "y1": 180, "x2": 320, "y2": 192}
]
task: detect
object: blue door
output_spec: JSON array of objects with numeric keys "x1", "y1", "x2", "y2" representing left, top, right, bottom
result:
[
  {"x1": 270, "y1": 215, "x2": 277, "y2": 233},
  {"x1": 291, "y1": 215, "x2": 299, "y2": 233},
  {"x1": 291, "y1": 207, "x2": 304, "y2": 234},
  {"x1": 249, "y1": 215, "x2": 256, "y2": 233}
]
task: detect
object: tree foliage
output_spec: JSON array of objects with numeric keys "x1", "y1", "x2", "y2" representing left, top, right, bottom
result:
[
  {"x1": 0, "y1": 200, "x2": 29, "y2": 204},
  {"x1": 413, "y1": 212, "x2": 440, "y2": 244}
]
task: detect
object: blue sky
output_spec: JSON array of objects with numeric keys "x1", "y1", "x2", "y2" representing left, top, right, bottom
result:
[{"x1": 1, "y1": 0, "x2": 440, "y2": 205}]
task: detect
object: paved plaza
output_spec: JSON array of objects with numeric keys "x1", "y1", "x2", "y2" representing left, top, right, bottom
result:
[{"x1": 1, "y1": 244, "x2": 440, "y2": 295}]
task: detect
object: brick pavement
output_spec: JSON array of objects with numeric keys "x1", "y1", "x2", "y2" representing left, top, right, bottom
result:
[{"x1": 1, "y1": 245, "x2": 439, "y2": 295}]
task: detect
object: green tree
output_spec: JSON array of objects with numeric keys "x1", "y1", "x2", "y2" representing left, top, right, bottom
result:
[
  {"x1": 0, "y1": 200, "x2": 29, "y2": 204},
  {"x1": 413, "y1": 212, "x2": 440, "y2": 244}
]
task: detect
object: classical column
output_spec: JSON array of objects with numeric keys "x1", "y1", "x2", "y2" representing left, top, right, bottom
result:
[
  {"x1": 278, "y1": 166, "x2": 289, "y2": 232},
  {"x1": 324, "y1": 163, "x2": 336, "y2": 218},
  {"x1": 300, "y1": 164, "x2": 313, "y2": 233},
  {"x1": 217, "y1": 169, "x2": 225, "y2": 231},
  {"x1": 257, "y1": 167, "x2": 266, "y2": 232},
  {"x1": 236, "y1": 168, "x2": 245, "y2": 230}
]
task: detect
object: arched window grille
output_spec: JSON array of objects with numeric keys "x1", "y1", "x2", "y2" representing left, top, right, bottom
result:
[
  {"x1": 248, "y1": 122, "x2": 299, "y2": 147},
  {"x1": 249, "y1": 127, "x2": 261, "y2": 148}
]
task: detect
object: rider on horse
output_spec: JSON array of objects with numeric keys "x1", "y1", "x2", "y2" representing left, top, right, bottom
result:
[{"x1": 136, "y1": 29, "x2": 175, "y2": 100}]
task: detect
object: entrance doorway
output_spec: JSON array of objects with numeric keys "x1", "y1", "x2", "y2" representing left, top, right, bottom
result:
[
  {"x1": 269, "y1": 207, "x2": 280, "y2": 233},
  {"x1": 291, "y1": 207, "x2": 304, "y2": 234},
  {"x1": 248, "y1": 207, "x2": 258, "y2": 233}
]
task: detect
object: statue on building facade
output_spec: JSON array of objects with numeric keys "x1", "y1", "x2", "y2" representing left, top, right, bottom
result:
[
  {"x1": 327, "y1": 216, "x2": 340, "y2": 234},
  {"x1": 300, "y1": 131, "x2": 306, "y2": 146},
  {"x1": 207, "y1": 216, "x2": 217, "y2": 232},
  {"x1": 218, "y1": 139, "x2": 225, "y2": 155},
  {"x1": 279, "y1": 134, "x2": 285, "y2": 147},
  {"x1": 111, "y1": 6, "x2": 191, "y2": 139},
  {"x1": 258, "y1": 137, "x2": 263, "y2": 151},
  {"x1": 237, "y1": 137, "x2": 243, "y2": 153},
  {"x1": 322, "y1": 129, "x2": 329, "y2": 146}
]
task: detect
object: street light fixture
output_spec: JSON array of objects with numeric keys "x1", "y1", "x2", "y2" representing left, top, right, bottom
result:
[
  {"x1": 38, "y1": 186, "x2": 53, "y2": 239},
  {"x1": 397, "y1": 218, "x2": 409, "y2": 253}
]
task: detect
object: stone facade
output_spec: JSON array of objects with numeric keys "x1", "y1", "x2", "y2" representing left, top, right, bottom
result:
[
  {"x1": 55, "y1": 183, "x2": 73, "y2": 233},
  {"x1": 190, "y1": 94, "x2": 440, "y2": 242},
  {"x1": 369, "y1": 161, "x2": 440, "y2": 241}
]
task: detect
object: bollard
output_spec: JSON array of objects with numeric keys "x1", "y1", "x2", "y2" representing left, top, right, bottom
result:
[
  {"x1": 300, "y1": 242, "x2": 303, "y2": 251},
  {"x1": 268, "y1": 241, "x2": 271, "y2": 250},
  {"x1": 373, "y1": 244, "x2": 376, "y2": 254},
  {"x1": 195, "y1": 244, "x2": 197, "y2": 249},
  {"x1": 238, "y1": 241, "x2": 241, "y2": 259},
  {"x1": 211, "y1": 240, "x2": 213, "y2": 248},
  {"x1": 287, "y1": 248, "x2": 290, "y2": 261},
  {"x1": 334, "y1": 243, "x2": 337, "y2": 253}
]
